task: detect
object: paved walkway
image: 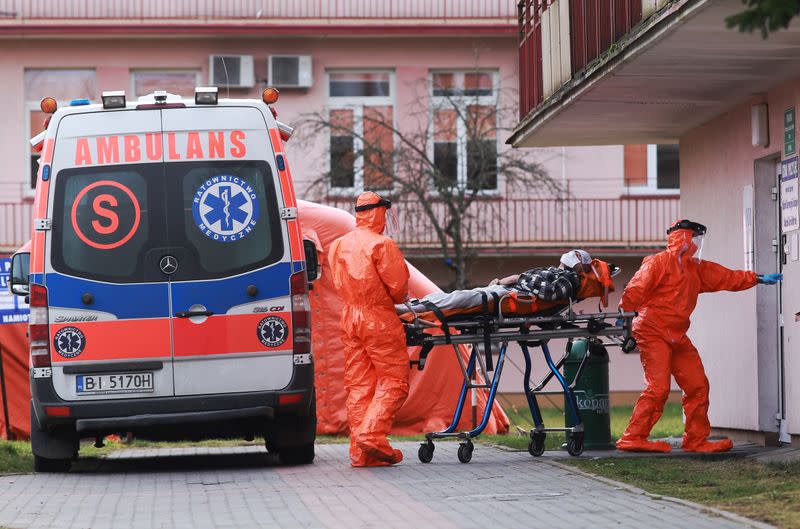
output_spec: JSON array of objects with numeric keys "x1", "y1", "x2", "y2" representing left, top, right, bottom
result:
[{"x1": 0, "y1": 442, "x2": 766, "y2": 529}]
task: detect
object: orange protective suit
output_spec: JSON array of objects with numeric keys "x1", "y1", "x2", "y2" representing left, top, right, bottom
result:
[
  {"x1": 618, "y1": 225, "x2": 757, "y2": 453},
  {"x1": 328, "y1": 192, "x2": 411, "y2": 467}
]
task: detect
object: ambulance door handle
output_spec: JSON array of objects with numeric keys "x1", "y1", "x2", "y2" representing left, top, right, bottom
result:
[{"x1": 175, "y1": 310, "x2": 214, "y2": 318}]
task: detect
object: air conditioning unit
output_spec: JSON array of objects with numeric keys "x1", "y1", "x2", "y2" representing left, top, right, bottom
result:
[
  {"x1": 268, "y1": 55, "x2": 312, "y2": 88},
  {"x1": 209, "y1": 55, "x2": 255, "y2": 89}
]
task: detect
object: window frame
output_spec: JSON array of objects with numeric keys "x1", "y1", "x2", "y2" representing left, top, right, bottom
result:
[
  {"x1": 625, "y1": 144, "x2": 680, "y2": 196},
  {"x1": 325, "y1": 69, "x2": 396, "y2": 196},
  {"x1": 428, "y1": 69, "x2": 500, "y2": 195},
  {"x1": 129, "y1": 69, "x2": 203, "y2": 98}
]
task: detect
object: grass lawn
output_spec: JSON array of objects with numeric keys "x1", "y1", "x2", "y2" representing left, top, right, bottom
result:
[
  {"x1": 566, "y1": 457, "x2": 800, "y2": 529},
  {"x1": 483, "y1": 401, "x2": 684, "y2": 450}
]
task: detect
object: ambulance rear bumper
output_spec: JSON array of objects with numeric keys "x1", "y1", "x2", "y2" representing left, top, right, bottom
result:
[{"x1": 30, "y1": 364, "x2": 314, "y2": 435}]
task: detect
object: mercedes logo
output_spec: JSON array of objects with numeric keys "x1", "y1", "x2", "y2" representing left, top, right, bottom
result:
[{"x1": 159, "y1": 255, "x2": 178, "y2": 275}]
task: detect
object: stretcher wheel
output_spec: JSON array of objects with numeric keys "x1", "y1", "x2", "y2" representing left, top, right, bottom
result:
[
  {"x1": 457, "y1": 441, "x2": 474, "y2": 463},
  {"x1": 418, "y1": 441, "x2": 435, "y2": 463},
  {"x1": 528, "y1": 434, "x2": 546, "y2": 457},
  {"x1": 566, "y1": 436, "x2": 584, "y2": 457}
]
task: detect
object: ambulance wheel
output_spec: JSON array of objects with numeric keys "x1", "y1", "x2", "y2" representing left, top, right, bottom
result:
[
  {"x1": 418, "y1": 441, "x2": 435, "y2": 463},
  {"x1": 457, "y1": 441, "x2": 473, "y2": 464},
  {"x1": 566, "y1": 436, "x2": 584, "y2": 457},
  {"x1": 33, "y1": 455, "x2": 71, "y2": 473},
  {"x1": 528, "y1": 434, "x2": 546, "y2": 457},
  {"x1": 278, "y1": 443, "x2": 315, "y2": 465}
]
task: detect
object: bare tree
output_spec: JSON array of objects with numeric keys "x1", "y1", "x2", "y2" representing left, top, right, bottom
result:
[{"x1": 298, "y1": 72, "x2": 561, "y2": 289}]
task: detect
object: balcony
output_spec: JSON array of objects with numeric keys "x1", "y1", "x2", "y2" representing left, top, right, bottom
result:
[
  {"x1": 0, "y1": 196, "x2": 677, "y2": 255},
  {"x1": 510, "y1": 0, "x2": 800, "y2": 148},
  {"x1": 0, "y1": 0, "x2": 515, "y2": 31},
  {"x1": 322, "y1": 196, "x2": 678, "y2": 256}
]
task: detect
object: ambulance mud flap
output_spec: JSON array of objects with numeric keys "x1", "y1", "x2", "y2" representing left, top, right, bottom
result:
[{"x1": 30, "y1": 402, "x2": 78, "y2": 460}]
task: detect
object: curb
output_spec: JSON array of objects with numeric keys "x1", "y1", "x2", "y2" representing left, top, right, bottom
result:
[{"x1": 548, "y1": 460, "x2": 776, "y2": 529}]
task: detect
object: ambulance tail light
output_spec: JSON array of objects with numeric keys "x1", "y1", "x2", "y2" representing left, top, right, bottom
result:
[
  {"x1": 29, "y1": 284, "x2": 51, "y2": 368},
  {"x1": 290, "y1": 271, "x2": 311, "y2": 356}
]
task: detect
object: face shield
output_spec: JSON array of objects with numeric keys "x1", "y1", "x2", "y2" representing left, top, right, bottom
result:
[
  {"x1": 384, "y1": 206, "x2": 400, "y2": 239},
  {"x1": 691, "y1": 234, "x2": 705, "y2": 262}
]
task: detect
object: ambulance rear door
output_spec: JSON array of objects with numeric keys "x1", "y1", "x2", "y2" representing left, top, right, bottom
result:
[
  {"x1": 46, "y1": 110, "x2": 174, "y2": 401},
  {"x1": 160, "y1": 106, "x2": 294, "y2": 396}
]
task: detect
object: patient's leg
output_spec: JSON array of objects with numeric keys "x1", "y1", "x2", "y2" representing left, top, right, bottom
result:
[{"x1": 403, "y1": 285, "x2": 510, "y2": 313}]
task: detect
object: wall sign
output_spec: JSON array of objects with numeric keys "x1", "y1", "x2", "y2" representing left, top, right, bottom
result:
[
  {"x1": 785, "y1": 107, "x2": 796, "y2": 157},
  {"x1": 781, "y1": 157, "x2": 799, "y2": 233}
]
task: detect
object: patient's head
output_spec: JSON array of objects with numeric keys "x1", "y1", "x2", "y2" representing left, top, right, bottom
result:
[{"x1": 559, "y1": 249, "x2": 592, "y2": 273}]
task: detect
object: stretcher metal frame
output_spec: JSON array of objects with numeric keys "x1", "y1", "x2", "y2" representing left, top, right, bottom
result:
[{"x1": 404, "y1": 296, "x2": 636, "y2": 463}]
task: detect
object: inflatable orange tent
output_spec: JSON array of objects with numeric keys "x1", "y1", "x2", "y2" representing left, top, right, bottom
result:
[{"x1": 298, "y1": 200, "x2": 508, "y2": 435}]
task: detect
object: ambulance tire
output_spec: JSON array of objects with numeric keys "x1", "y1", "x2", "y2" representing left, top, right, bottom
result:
[
  {"x1": 278, "y1": 443, "x2": 315, "y2": 465},
  {"x1": 34, "y1": 455, "x2": 72, "y2": 473}
]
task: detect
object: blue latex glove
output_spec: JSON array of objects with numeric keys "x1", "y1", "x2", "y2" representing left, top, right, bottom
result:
[
  {"x1": 615, "y1": 317, "x2": 625, "y2": 328},
  {"x1": 759, "y1": 273, "x2": 783, "y2": 285}
]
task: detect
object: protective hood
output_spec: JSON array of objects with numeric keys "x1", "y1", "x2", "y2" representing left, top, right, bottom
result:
[
  {"x1": 666, "y1": 228, "x2": 697, "y2": 259},
  {"x1": 355, "y1": 191, "x2": 387, "y2": 234}
]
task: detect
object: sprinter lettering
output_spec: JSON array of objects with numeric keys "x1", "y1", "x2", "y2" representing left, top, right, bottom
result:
[{"x1": 73, "y1": 131, "x2": 247, "y2": 166}]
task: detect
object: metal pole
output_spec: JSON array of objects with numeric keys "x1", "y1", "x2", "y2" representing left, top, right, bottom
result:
[{"x1": 0, "y1": 335, "x2": 11, "y2": 441}]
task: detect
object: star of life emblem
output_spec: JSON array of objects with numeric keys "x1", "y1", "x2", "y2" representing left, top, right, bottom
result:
[
  {"x1": 192, "y1": 176, "x2": 260, "y2": 242},
  {"x1": 257, "y1": 316, "x2": 288, "y2": 348},
  {"x1": 53, "y1": 326, "x2": 86, "y2": 358}
]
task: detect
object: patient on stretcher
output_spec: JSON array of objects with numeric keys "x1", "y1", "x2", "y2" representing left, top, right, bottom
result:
[{"x1": 398, "y1": 250, "x2": 618, "y2": 318}]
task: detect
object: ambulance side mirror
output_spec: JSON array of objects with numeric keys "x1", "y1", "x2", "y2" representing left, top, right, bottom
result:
[
  {"x1": 9, "y1": 252, "x2": 30, "y2": 297},
  {"x1": 303, "y1": 239, "x2": 320, "y2": 282}
]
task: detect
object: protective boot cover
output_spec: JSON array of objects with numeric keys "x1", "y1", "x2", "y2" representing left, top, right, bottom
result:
[
  {"x1": 297, "y1": 200, "x2": 508, "y2": 447},
  {"x1": 617, "y1": 223, "x2": 757, "y2": 452}
]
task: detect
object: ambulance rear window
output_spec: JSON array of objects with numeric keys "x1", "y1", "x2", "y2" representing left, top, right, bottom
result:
[
  {"x1": 51, "y1": 165, "x2": 159, "y2": 282},
  {"x1": 165, "y1": 160, "x2": 284, "y2": 280}
]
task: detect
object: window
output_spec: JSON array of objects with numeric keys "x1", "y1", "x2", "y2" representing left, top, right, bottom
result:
[
  {"x1": 24, "y1": 69, "x2": 96, "y2": 193},
  {"x1": 430, "y1": 71, "x2": 498, "y2": 191},
  {"x1": 131, "y1": 70, "x2": 201, "y2": 98},
  {"x1": 51, "y1": 161, "x2": 283, "y2": 283},
  {"x1": 327, "y1": 71, "x2": 394, "y2": 192},
  {"x1": 624, "y1": 144, "x2": 680, "y2": 193}
]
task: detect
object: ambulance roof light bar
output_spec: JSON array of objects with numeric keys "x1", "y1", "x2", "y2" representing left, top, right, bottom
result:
[
  {"x1": 195, "y1": 86, "x2": 218, "y2": 105},
  {"x1": 101, "y1": 90, "x2": 126, "y2": 109}
]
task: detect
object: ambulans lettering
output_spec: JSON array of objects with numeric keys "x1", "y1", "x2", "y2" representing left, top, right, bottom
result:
[
  {"x1": 74, "y1": 131, "x2": 247, "y2": 166},
  {"x1": 71, "y1": 180, "x2": 141, "y2": 250},
  {"x1": 192, "y1": 176, "x2": 259, "y2": 242}
]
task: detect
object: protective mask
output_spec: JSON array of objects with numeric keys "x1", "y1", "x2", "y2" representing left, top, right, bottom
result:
[{"x1": 383, "y1": 207, "x2": 400, "y2": 239}]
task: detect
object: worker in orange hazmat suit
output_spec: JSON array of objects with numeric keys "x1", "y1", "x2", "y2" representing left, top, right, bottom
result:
[
  {"x1": 617, "y1": 219, "x2": 782, "y2": 453},
  {"x1": 328, "y1": 192, "x2": 411, "y2": 467}
]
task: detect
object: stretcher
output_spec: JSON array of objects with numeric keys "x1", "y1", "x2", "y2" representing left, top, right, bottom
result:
[{"x1": 403, "y1": 291, "x2": 636, "y2": 463}]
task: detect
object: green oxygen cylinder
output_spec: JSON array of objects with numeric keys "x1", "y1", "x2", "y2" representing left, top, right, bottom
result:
[{"x1": 564, "y1": 338, "x2": 614, "y2": 450}]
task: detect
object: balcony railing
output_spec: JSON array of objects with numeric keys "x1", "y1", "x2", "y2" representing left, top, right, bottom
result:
[
  {"x1": 0, "y1": 195, "x2": 677, "y2": 254},
  {"x1": 322, "y1": 196, "x2": 679, "y2": 253},
  {"x1": 518, "y1": 0, "x2": 647, "y2": 118},
  {"x1": 0, "y1": 0, "x2": 515, "y2": 21}
]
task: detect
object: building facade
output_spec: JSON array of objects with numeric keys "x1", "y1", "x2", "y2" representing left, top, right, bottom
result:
[
  {"x1": 0, "y1": 0, "x2": 680, "y2": 398},
  {"x1": 511, "y1": 0, "x2": 800, "y2": 445}
]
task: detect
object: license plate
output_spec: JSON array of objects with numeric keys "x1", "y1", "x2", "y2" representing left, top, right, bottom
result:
[{"x1": 76, "y1": 372, "x2": 154, "y2": 395}]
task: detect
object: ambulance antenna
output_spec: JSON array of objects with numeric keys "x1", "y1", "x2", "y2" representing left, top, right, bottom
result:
[{"x1": 221, "y1": 56, "x2": 230, "y2": 99}]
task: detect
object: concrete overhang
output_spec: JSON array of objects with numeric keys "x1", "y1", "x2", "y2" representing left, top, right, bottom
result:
[{"x1": 509, "y1": 0, "x2": 800, "y2": 148}]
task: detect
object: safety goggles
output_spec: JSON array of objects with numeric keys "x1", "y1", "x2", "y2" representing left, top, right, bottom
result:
[{"x1": 354, "y1": 197, "x2": 392, "y2": 212}]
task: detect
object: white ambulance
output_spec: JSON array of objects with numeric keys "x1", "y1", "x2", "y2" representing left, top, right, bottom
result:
[{"x1": 8, "y1": 87, "x2": 317, "y2": 471}]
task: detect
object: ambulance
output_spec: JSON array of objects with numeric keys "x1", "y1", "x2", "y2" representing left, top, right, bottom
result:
[{"x1": 8, "y1": 87, "x2": 318, "y2": 472}]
